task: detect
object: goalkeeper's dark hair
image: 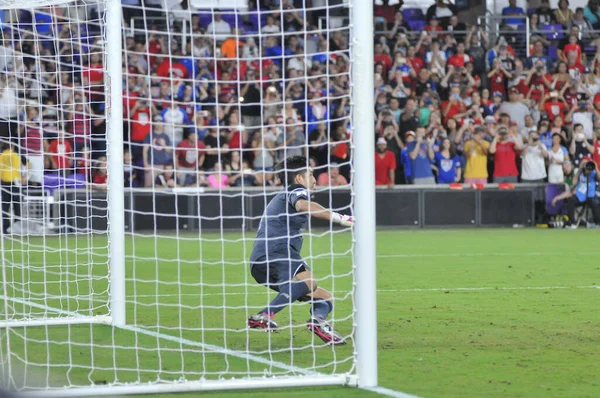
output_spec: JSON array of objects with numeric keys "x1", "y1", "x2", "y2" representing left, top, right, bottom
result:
[{"x1": 275, "y1": 155, "x2": 309, "y2": 186}]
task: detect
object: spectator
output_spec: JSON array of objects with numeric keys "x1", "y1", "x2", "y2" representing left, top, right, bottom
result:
[
  {"x1": 463, "y1": 126, "x2": 490, "y2": 185},
  {"x1": 594, "y1": 128, "x2": 600, "y2": 166},
  {"x1": 527, "y1": 41, "x2": 552, "y2": 72},
  {"x1": 565, "y1": 158, "x2": 600, "y2": 226},
  {"x1": 548, "y1": 133, "x2": 570, "y2": 184},
  {"x1": 160, "y1": 101, "x2": 189, "y2": 145},
  {"x1": 176, "y1": 130, "x2": 205, "y2": 186},
  {"x1": 400, "y1": 131, "x2": 415, "y2": 184},
  {"x1": 375, "y1": 137, "x2": 396, "y2": 188},
  {"x1": 207, "y1": 162, "x2": 228, "y2": 188},
  {"x1": 20, "y1": 107, "x2": 45, "y2": 186},
  {"x1": 585, "y1": 0, "x2": 600, "y2": 29},
  {"x1": 206, "y1": 10, "x2": 232, "y2": 41},
  {"x1": 156, "y1": 163, "x2": 177, "y2": 188},
  {"x1": 521, "y1": 132, "x2": 549, "y2": 183},
  {"x1": 262, "y1": 15, "x2": 280, "y2": 34},
  {"x1": 489, "y1": 125, "x2": 523, "y2": 183},
  {"x1": 487, "y1": 59, "x2": 512, "y2": 99},
  {"x1": 570, "y1": 123, "x2": 594, "y2": 169},
  {"x1": 408, "y1": 127, "x2": 435, "y2": 185},
  {"x1": 92, "y1": 155, "x2": 108, "y2": 190},
  {"x1": 48, "y1": 129, "x2": 73, "y2": 174},
  {"x1": 566, "y1": 101, "x2": 595, "y2": 140},
  {"x1": 317, "y1": 163, "x2": 348, "y2": 186},
  {"x1": 226, "y1": 151, "x2": 256, "y2": 187},
  {"x1": 498, "y1": 87, "x2": 530, "y2": 128},
  {"x1": 203, "y1": 126, "x2": 229, "y2": 171},
  {"x1": 540, "y1": 91, "x2": 567, "y2": 123},
  {"x1": 278, "y1": 117, "x2": 306, "y2": 159},
  {"x1": 536, "y1": 0, "x2": 555, "y2": 25},
  {"x1": 252, "y1": 127, "x2": 277, "y2": 186},
  {"x1": 434, "y1": 137, "x2": 461, "y2": 183},
  {"x1": 374, "y1": 43, "x2": 392, "y2": 71},
  {"x1": 123, "y1": 149, "x2": 138, "y2": 187},
  {"x1": 0, "y1": 139, "x2": 23, "y2": 234},
  {"x1": 426, "y1": 0, "x2": 457, "y2": 28},
  {"x1": 128, "y1": 97, "x2": 155, "y2": 160},
  {"x1": 142, "y1": 117, "x2": 173, "y2": 187},
  {"x1": 554, "y1": 0, "x2": 574, "y2": 28},
  {"x1": 465, "y1": 27, "x2": 489, "y2": 77},
  {"x1": 502, "y1": 0, "x2": 526, "y2": 27}
]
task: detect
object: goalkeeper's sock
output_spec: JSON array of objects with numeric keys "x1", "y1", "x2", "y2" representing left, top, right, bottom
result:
[
  {"x1": 261, "y1": 280, "x2": 311, "y2": 316},
  {"x1": 310, "y1": 299, "x2": 333, "y2": 320}
]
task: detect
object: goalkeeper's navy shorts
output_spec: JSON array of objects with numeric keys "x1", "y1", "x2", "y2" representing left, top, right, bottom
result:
[{"x1": 250, "y1": 256, "x2": 311, "y2": 292}]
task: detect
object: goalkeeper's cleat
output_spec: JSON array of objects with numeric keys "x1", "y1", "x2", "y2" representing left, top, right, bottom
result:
[
  {"x1": 307, "y1": 317, "x2": 346, "y2": 345},
  {"x1": 247, "y1": 312, "x2": 278, "y2": 331}
]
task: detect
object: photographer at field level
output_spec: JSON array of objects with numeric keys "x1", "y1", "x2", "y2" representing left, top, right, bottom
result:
[{"x1": 552, "y1": 158, "x2": 600, "y2": 228}]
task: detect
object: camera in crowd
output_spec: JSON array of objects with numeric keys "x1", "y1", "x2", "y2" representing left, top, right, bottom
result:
[{"x1": 583, "y1": 161, "x2": 596, "y2": 174}]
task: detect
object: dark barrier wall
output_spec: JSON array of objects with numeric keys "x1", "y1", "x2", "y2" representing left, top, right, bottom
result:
[{"x1": 55, "y1": 186, "x2": 535, "y2": 233}]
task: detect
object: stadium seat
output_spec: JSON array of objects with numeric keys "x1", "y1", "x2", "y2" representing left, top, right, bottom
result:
[
  {"x1": 548, "y1": 45, "x2": 558, "y2": 60},
  {"x1": 527, "y1": 7, "x2": 536, "y2": 15},
  {"x1": 407, "y1": 20, "x2": 426, "y2": 31},
  {"x1": 541, "y1": 24, "x2": 565, "y2": 40},
  {"x1": 403, "y1": 8, "x2": 424, "y2": 22}
]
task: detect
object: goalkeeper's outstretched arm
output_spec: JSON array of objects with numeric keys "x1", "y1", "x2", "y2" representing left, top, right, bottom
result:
[{"x1": 295, "y1": 199, "x2": 354, "y2": 227}]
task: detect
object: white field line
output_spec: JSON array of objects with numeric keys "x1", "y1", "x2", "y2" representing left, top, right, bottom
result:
[
  {"x1": 366, "y1": 386, "x2": 422, "y2": 398},
  {"x1": 10, "y1": 285, "x2": 598, "y2": 305},
  {"x1": 0, "y1": 295, "x2": 317, "y2": 377}
]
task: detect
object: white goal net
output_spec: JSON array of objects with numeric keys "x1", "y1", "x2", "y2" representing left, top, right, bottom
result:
[{"x1": 0, "y1": 0, "x2": 375, "y2": 395}]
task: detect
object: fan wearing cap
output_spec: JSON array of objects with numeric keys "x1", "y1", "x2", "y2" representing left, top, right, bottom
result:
[
  {"x1": 407, "y1": 127, "x2": 436, "y2": 185},
  {"x1": 463, "y1": 126, "x2": 490, "y2": 185},
  {"x1": 539, "y1": 90, "x2": 567, "y2": 123},
  {"x1": 375, "y1": 137, "x2": 396, "y2": 188}
]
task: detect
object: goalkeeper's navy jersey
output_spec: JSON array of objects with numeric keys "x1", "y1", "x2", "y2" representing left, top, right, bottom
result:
[{"x1": 250, "y1": 184, "x2": 309, "y2": 263}]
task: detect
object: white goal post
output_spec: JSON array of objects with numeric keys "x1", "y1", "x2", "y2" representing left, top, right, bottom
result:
[{"x1": 0, "y1": 0, "x2": 377, "y2": 395}]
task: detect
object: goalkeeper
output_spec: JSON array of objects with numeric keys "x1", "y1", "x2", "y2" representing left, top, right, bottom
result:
[{"x1": 248, "y1": 155, "x2": 353, "y2": 345}]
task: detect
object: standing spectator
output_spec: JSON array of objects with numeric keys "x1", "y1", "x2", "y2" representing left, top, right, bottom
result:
[
  {"x1": 203, "y1": 127, "x2": 229, "y2": 171},
  {"x1": 252, "y1": 127, "x2": 277, "y2": 186},
  {"x1": 565, "y1": 101, "x2": 595, "y2": 140},
  {"x1": 540, "y1": 91, "x2": 567, "y2": 123},
  {"x1": 206, "y1": 10, "x2": 232, "y2": 42},
  {"x1": 498, "y1": 88, "x2": 530, "y2": 128},
  {"x1": 554, "y1": 0, "x2": 574, "y2": 28},
  {"x1": 0, "y1": 79, "x2": 18, "y2": 141},
  {"x1": 239, "y1": 67, "x2": 262, "y2": 131},
  {"x1": 161, "y1": 101, "x2": 190, "y2": 145},
  {"x1": 463, "y1": 127, "x2": 490, "y2": 185},
  {"x1": 48, "y1": 129, "x2": 73, "y2": 174},
  {"x1": 317, "y1": 163, "x2": 348, "y2": 186},
  {"x1": 527, "y1": 41, "x2": 553, "y2": 71},
  {"x1": 176, "y1": 130, "x2": 205, "y2": 186},
  {"x1": 68, "y1": 100, "x2": 95, "y2": 153},
  {"x1": 225, "y1": 151, "x2": 255, "y2": 187},
  {"x1": 521, "y1": 132, "x2": 549, "y2": 183},
  {"x1": 375, "y1": 137, "x2": 396, "y2": 188},
  {"x1": 278, "y1": 118, "x2": 306, "y2": 159},
  {"x1": 0, "y1": 139, "x2": 23, "y2": 234},
  {"x1": 92, "y1": 155, "x2": 108, "y2": 189},
  {"x1": 502, "y1": 0, "x2": 526, "y2": 27},
  {"x1": 489, "y1": 126, "x2": 523, "y2": 183},
  {"x1": 569, "y1": 123, "x2": 594, "y2": 169},
  {"x1": 548, "y1": 133, "x2": 569, "y2": 184},
  {"x1": 123, "y1": 149, "x2": 138, "y2": 188},
  {"x1": 400, "y1": 131, "x2": 415, "y2": 184},
  {"x1": 408, "y1": 127, "x2": 435, "y2": 185},
  {"x1": 128, "y1": 98, "x2": 154, "y2": 160},
  {"x1": 536, "y1": 0, "x2": 555, "y2": 25},
  {"x1": 373, "y1": 43, "x2": 392, "y2": 71},
  {"x1": 434, "y1": 137, "x2": 461, "y2": 183},
  {"x1": 585, "y1": 0, "x2": 600, "y2": 29},
  {"x1": 142, "y1": 118, "x2": 173, "y2": 187},
  {"x1": 426, "y1": 0, "x2": 457, "y2": 28},
  {"x1": 20, "y1": 107, "x2": 45, "y2": 186},
  {"x1": 565, "y1": 159, "x2": 600, "y2": 226}
]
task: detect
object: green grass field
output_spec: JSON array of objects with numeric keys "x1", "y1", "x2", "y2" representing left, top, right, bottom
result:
[{"x1": 1, "y1": 229, "x2": 599, "y2": 398}]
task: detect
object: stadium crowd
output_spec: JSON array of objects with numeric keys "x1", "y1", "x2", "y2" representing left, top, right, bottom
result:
[{"x1": 0, "y1": 0, "x2": 599, "y2": 197}]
